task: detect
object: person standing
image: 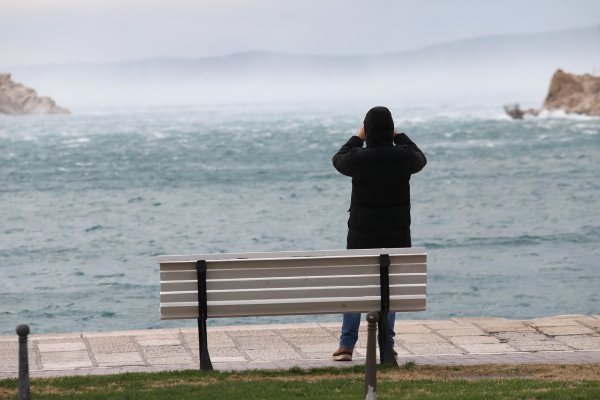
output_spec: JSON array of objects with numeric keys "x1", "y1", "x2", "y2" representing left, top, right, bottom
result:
[{"x1": 331, "y1": 106, "x2": 427, "y2": 361}]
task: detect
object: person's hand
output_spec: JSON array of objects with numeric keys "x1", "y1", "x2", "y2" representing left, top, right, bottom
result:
[{"x1": 357, "y1": 126, "x2": 366, "y2": 140}]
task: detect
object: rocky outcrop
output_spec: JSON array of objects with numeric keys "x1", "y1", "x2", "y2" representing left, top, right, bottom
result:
[
  {"x1": 505, "y1": 69, "x2": 600, "y2": 119},
  {"x1": 0, "y1": 73, "x2": 69, "y2": 115},
  {"x1": 543, "y1": 69, "x2": 600, "y2": 115}
]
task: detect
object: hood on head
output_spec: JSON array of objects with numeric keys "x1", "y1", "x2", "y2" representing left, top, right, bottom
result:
[{"x1": 364, "y1": 106, "x2": 394, "y2": 146}]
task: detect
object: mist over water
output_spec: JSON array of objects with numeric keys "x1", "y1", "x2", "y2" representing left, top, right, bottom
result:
[
  {"x1": 6, "y1": 25, "x2": 599, "y2": 110},
  {"x1": 0, "y1": 103, "x2": 599, "y2": 335}
]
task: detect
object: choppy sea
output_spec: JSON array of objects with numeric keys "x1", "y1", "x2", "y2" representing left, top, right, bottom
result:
[{"x1": 1, "y1": 102, "x2": 598, "y2": 335}]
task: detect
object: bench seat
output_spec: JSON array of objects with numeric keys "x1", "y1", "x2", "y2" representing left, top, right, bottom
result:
[{"x1": 159, "y1": 247, "x2": 427, "y2": 369}]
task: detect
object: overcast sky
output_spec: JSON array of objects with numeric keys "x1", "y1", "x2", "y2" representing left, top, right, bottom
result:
[{"x1": 1, "y1": 0, "x2": 599, "y2": 66}]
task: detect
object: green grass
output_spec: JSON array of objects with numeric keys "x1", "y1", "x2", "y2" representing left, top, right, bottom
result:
[{"x1": 1, "y1": 364, "x2": 599, "y2": 399}]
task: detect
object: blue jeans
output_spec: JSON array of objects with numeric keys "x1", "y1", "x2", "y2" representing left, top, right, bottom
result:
[{"x1": 339, "y1": 312, "x2": 396, "y2": 349}]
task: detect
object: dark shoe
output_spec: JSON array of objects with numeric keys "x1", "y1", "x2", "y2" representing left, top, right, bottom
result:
[{"x1": 332, "y1": 347, "x2": 353, "y2": 361}]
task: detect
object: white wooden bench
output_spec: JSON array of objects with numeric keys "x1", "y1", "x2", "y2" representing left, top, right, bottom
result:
[{"x1": 159, "y1": 247, "x2": 427, "y2": 369}]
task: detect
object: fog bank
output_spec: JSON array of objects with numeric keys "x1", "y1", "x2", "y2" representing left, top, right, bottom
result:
[{"x1": 3, "y1": 26, "x2": 599, "y2": 110}]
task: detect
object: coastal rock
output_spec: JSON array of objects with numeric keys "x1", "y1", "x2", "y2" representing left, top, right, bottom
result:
[
  {"x1": 543, "y1": 69, "x2": 600, "y2": 115},
  {"x1": 0, "y1": 73, "x2": 70, "y2": 115},
  {"x1": 504, "y1": 69, "x2": 600, "y2": 119}
]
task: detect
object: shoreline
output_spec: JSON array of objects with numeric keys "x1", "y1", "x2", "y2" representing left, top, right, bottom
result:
[{"x1": 1, "y1": 314, "x2": 599, "y2": 378}]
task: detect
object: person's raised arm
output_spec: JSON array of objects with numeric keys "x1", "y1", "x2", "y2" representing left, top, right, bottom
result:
[
  {"x1": 393, "y1": 131, "x2": 427, "y2": 174},
  {"x1": 332, "y1": 127, "x2": 365, "y2": 177}
]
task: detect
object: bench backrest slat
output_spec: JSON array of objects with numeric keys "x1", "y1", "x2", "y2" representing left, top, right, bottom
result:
[
  {"x1": 161, "y1": 284, "x2": 426, "y2": 303},
  {"x1": 160, "y1": 271, "x2": 426, "y2": 292},
  {"x1": 159, "y1": 254, "x2": 426, "y2": 272},
  {"x1": 161, "y1": 296, "x2": 426, "y2": 319},
  {"x1": 162, "y1": 263, "x2": 425, "y2": 281},
  {"x1": 158, "y1": 247, "x2": 426, "y2": 263}
]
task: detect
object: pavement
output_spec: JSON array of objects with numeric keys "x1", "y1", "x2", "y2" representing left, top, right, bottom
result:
[{"x1": 1, "y1": 314, "x2": 599, "y2": 378}]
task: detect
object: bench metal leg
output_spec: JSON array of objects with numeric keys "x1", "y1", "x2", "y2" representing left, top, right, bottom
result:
[
  {"x1": 378, "y1": 254, "x2": 398, "y2": 366},
  {"x1": 196, "y1": 260, "x2": 213, "y2": 371},
  {"x1": 377, "y1": 312, "x2": 398, "y2": 366},
  {"x1": 198, "y1": 318, "x2": 213, "y2": 371}
]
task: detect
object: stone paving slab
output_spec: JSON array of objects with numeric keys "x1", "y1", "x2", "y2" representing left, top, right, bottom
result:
[
  {"x1": 40, "y1": 351, "x2": 92, "y2": 370},
  {"x1": 538, "y1": 325, "x2": 596, "y2": 336},
  {"x1": 0, "y1": 314, "x2": 598, "y2": 378},
  {"x1": 37, "y1": 342, "x2": 87, "y2": 352},
  {"x1": 94, "y1": 352, "x2": 145, "y2": 367},
  {"x1": 87, "y1": 336, "x2": 137, "y2": 354}
]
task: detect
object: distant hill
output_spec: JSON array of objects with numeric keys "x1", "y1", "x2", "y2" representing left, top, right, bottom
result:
[{"x1": 3, "y1": 26, "x2": 599, "y2": 107}]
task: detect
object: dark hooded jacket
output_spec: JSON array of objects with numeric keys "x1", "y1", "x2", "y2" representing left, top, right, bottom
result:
[{"x1": 332, "y1": 107, "x2": 427, "y2": 249}]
